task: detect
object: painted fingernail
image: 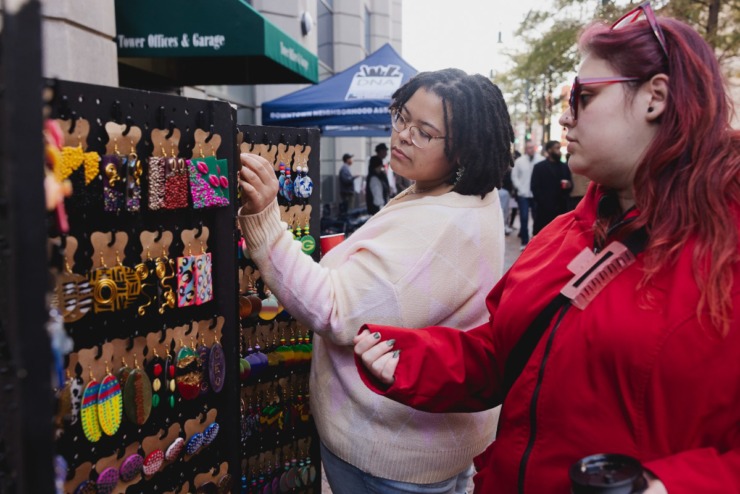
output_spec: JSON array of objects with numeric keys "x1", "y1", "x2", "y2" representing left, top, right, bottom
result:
[
  {"x1": 372, "y1": 332, "x2": 381, "y2": 339},
  {"x1": 386, "y1": 339, "x2": 395, "y2": 347},
  {"x1": 392, "y1": 350, "x2": 400, "y2": 358}
]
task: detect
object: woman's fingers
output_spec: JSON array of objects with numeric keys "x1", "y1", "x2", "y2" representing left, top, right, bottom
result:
[
  {"x1": 371, "y1": 350, "x2": 399, "y2": 385},
  {"x1": 353, "y1": 330, "x2": 399, "y2": 385},
  {"x1": 238, "y1": 153, "x2": 279, "y2": 213}
]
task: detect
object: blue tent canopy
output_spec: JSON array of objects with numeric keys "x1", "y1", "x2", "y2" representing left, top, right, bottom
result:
[{"x1": 261, "y1": 43, "x2": 417, "y2": 137}]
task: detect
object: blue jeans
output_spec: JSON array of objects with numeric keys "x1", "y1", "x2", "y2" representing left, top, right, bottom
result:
[
  {"x1": 516, "y1": 196, "x2": 534, "y2": 245},
  {"x1": 497, "y1": 189, "x2": 511, "y2": 227},
  {"x1": 321, "y1": 442, "x2": 474, "y2": 494}
]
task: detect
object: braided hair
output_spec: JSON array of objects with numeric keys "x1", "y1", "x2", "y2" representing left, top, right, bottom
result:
[{"x1": 389, "y1": 68, "x2": 514, "y2": 197}]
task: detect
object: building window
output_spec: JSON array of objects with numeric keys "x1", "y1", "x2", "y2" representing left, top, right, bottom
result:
[{"x1": 318, "y1": 0, "x2": 334, "y2": 69}]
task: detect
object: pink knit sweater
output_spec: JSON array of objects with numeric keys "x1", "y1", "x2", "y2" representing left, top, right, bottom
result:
[{"x1": 238, "y1": 191, "x2": 504, "y2": 483}]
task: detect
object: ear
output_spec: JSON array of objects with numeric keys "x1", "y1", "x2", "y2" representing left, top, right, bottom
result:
[{"x1": 645, "y1": 74, "x2": 669, "y2": 122}]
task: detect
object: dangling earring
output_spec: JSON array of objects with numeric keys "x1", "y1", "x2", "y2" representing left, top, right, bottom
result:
[{"x1": 454, "y1": 166, "x2": 465, "y2": 185}]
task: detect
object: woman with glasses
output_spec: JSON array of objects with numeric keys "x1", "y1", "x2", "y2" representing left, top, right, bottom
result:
[
  {"x1": 238, "y1": 68, "x2": 514, "y2": 493},
  {"x1": 355, "y1": 5, "x2": 739, "y2": 494}
]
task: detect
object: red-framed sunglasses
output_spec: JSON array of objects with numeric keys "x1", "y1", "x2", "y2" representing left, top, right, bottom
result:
[
  {"x1": 612, "y1": 1, "x2": 669, "y2": 60},
  {"x1": 568, "y1": 76, "x2": 640, "y2": 120}
]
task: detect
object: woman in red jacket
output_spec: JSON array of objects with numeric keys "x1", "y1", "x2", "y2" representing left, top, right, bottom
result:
[{"x1": 354, "y1": 4, "x2": 740, "y2": 494}]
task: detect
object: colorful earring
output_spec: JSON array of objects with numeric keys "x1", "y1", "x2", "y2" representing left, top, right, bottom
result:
[
  {"x1": 142, "y1": 449, "x2": 164, "y2": 476},
  {"x1": 196, "y1": 335, "x2": 211, "y2": 397},
  {"x1": 80, "y1": 368, "x2": 102, "y2": 443},
  {"x1": 101, "y1": 151, "x2": 124, "y2": 213},
  {"x1": 194, "y1": 246, "x2": 213, "y2": 306},
  {"x1": 97, "y1": 361, "x2": 123, "y2": 436},
  {"x1": 177, "y1": 245, "x2": 197, "y2": 308},
  {"x1": 175, "y1": 339, "x2": 202, "y2": 400},
  {"x1": 124, "y1": 146, "x2": 142, "y2": 212},
  {"x1": 147, "y1": 347, "x2": 164, "y2": 409},
  {"x1": 155, "y1": 245, "x2": 176, "y2": 314},
  {"x1": 294, "y1": 165, "x2": 314, "y2": 200},
  {"x1": 258, "y1": 286, "x2": 281, "y2": 321},
  {"x1": 123, "y1": 355, "x2": 153, "y2": 425},
  {"x1": 165, "y1": 435, "x2": 185, "y2": 461},
  {"x1": 96, "y1": 466, "x2": 119, "y2": 494},
  {"x1": 56, "y1": 260, "x2": 93, "y2": 323},
  {"x1": 202, "y1": 422, "x2": 220, "y2": 447},
  {"x1": 119, "y1": 452, "x2": 144, "y2": 482},
  {"x1": 300, "y1": 218, "x2": 316, "y2": 256},
  {"x1": 209, "y1": 335, "x2": 226, "y2": 393},
  {"x1": 185, "y1": 432, "x2": 204, "y2": 456},
  {"x1": 282, "y1": 166, "x2": 294, "y2": 202}
]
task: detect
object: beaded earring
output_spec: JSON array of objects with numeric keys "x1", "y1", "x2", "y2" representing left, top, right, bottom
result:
[
  {"x1": 119, "y1": 452, "x2": 144, "y2": 482},
  {"x1": 80, "y1": 367, "x2": 102, "y2": 443},
  {"x1": 300, "y1": 217, "x2": 316, "y2": 256},
  {"x1": 163, "y1": 152, "x2": 190, "y2": 210},
  {"x1": 97, "y1": 361, "x2": 123, "y2": 436}
]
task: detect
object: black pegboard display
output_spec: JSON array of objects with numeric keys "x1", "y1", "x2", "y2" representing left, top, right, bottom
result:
[
  {"x1": 235, "y1": 125, "x2": 322, "y2": 493},
  {"x1": 46, "y1": 79, "x2": 241, "y2": 494}
]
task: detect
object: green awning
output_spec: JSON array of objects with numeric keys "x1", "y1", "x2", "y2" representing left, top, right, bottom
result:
[{"x1": 114, "y1": 0, "x2": 319, "y2": 86}]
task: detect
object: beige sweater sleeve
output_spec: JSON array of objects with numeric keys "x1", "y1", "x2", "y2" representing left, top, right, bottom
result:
[{"x1": 238, "y1": 193, "x2": 503, "y2": 346}]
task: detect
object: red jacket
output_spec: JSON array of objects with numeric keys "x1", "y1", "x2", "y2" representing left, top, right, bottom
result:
[{"x1": 358, "y1": 185, "x2": 740, "y2": 493}]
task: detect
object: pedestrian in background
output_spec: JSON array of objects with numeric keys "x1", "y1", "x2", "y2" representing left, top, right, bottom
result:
[
  {"x1": 365, "y1": 156, "x2": 390, "y2": 214},
  {"x1": 531, "y1": 140, "x2": 572, "y2": 235},
  {"x1": 338, "y1": 152, "x2": 357, "y2": 213},
  {"x1": 239, "y1": 67, "x2": 514, "y2": 494},
  {"x1": 512, "y1": 140, "x2": 537, "y2": 250},
  {"x1": 499, "y1": 164, "x2": 514, "y2": 235},
  {"x1": 355, "y1": 5, "x2": 740, "y2": 493}
]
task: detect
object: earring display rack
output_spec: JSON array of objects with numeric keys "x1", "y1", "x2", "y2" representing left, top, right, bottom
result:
[
  {"x1": 46, "y1": 79, "x2": 240, "y2": 493},
  {"x1": 236, "y1": 125, "x2": 322, "y2": 493}
]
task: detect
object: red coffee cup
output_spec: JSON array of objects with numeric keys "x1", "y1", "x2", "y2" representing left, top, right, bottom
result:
[{"x1": 320, "y1": 233, "x2": 345, "y2": 256}]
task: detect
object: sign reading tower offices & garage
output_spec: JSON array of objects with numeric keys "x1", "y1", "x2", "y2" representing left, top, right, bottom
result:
[{"x1": 114, "y1": 0, "x2": 318, "y2": 86}]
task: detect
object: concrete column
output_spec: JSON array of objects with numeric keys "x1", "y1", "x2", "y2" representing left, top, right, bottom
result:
[{"x1": 40, "y1": 0, "x2": 118, "y2": 86}]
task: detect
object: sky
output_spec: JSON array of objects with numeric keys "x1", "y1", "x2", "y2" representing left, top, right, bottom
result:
[{"x1": 401, "y1": 0, "x2": 545, "y2": 77}]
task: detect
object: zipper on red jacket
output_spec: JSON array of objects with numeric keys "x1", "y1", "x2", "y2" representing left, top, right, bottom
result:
[{"x1": 517, "y1": 304, "x2": 571, "y2": 494}]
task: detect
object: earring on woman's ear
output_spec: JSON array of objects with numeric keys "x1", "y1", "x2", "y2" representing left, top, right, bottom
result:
[{"x1": 454, "y1": 166, "x2": 465, "y2": 185}]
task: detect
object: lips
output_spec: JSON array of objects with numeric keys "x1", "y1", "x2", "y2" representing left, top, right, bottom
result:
[{"x1": 392, "y1": 146, "x2": 409, "y2": 160}]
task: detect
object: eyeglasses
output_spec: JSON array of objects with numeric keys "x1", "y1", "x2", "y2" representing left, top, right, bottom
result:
[
  {"x1": 390, "y1": 110, "x2": 446, "y2": 149},
  {"x1": 568, "y1": 76, "x2": 640, "y2": 120},
  {"x1": 612, "y1": 1, "x2": 669, "y2": 60}
]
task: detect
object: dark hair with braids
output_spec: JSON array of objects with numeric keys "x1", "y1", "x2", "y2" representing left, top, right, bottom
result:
[{"x1": 389, "y1": 68, "x2": 514, "y2": 197}]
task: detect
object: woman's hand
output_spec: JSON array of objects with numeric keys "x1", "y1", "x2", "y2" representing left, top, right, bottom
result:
[
  {"x1": 643, "y1": 473, "x2": 668, "y2": 494},
  {"x1": 353, "y1": 329, "x2": 399, "y2": 385},
  {"x1": 239, "y1": 153, "x2": 279, "y2": 215}
]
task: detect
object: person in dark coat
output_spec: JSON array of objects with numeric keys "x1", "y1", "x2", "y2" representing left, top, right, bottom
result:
[
  {"x1": 365, "y1": 156, "x2": 390, "y2": 215},
  {"x1": 531, "y1": 140, "x2": 572, "y2": 235}
]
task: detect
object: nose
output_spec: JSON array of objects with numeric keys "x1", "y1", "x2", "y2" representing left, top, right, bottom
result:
[
  {"x1": 397, "y1": 126, "x2": 413, "y2": 146},
  {"x1": 559, "y1": 109, "x2": 575, "y2": 128}
]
